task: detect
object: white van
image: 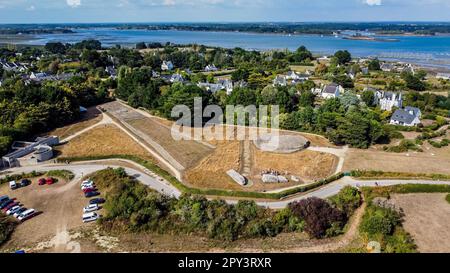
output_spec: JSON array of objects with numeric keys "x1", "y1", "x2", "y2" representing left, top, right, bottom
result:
[
  {"x1": 82, "y1": 212, "x2": 100, "y2": 223},
  {"x1": 18, "y1": 209, "x2": 36, "y2": 221},
  {"x1": 9, "y1": 181, "x2": 17, "y2": 190}
]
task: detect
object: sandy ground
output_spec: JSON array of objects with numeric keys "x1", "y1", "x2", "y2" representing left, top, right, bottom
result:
[
  {"x1": 390, "y1": 193, "x2": 450, "y2": 253},
  {"x1": 0, "y1": 175, "x2": 89, "y2": 252}
]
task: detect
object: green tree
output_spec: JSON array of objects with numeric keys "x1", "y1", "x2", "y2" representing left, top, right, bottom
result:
[{"x1": 333, "y1": 50, "x2": 352, "y2": 65}]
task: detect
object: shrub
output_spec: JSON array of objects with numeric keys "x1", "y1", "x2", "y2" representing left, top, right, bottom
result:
[
  {"x1": 288, "y1": 197, "x2": 346, "y2": 239},
  {"x1": 445, "y1": 194, "x2": 450, "y2": 204},
  {"x1": 0, "y1": 214, "x2": 17, "y2": 246},
  {"x1": 360, "y1": 206, "x2": 401, "y2": 236},
  {"x1": 330, "y1": 186, "x2": 362, "y2": 216}
]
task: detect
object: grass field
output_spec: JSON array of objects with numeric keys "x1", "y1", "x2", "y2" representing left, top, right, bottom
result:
[
  {"x1": 56, "y1": 124, "x2": 157, "y2": 165},
  {"x1": 343, "y1": 144, "x2": 450, "y2": 174},
  {"x1": 390, "y1": 193, "x2": 450, "y2": 253}
]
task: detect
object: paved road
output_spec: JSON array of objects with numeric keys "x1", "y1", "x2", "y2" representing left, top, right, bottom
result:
[{"x1": 3, "y1": 160, "x2": 450, "y2": 209}]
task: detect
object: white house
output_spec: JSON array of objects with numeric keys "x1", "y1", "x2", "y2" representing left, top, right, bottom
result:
[
  {"x1": 273, "y1": 75, "x2": 287, "y2": 87},
  {"x1": 205, "y1": 64, "x2": 218, "y2": 72},
  {"x1": 161, "y1": 61, "x2": 174, "y2": 71},
  {"x1": 170, "y1": 73, "x2": 185, "y2": 83},
  {"x1": 390, "y1": 106, "x2": 422, "y2": 127},
  {"x1": 321, "y1": 83, "x2": 343, "y2": 99},
  {"x1": 105, "y1": 66, "x2": 117, "y2": 79},
  {"x1": 374, "y1": 90, "x2": 403, "y2": 111},
  {"x1": 381, "y1": 63, "x2": 395, "y2": 72},
  {"x1": 198, "y1": 78, "x2": 234, "y2": 95},
  {"x1": 436, "y1": 73, "x2": 450, "y2": 80}
]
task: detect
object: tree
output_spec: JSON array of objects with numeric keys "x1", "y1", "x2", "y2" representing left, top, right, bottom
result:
[
  {"x1": 333, "y1": 50, "x2": 352, "y2": 65},
  {"x1": 361, "y1": 89, "x2": 375, "y2": 106},
  {"x1": 368, "y1": 59, "x2": 381, "y2": 71},
  {"x1": 289, "y1": 197, "x2": 346, "y2": 238},
  {"x1": 44, "y1": 42, "x2": 66, "y2": 54},
  {"x1": 298, "y1": 90, "x2": 316, "y2": 107},
  {"x1": 402, "y1": 73, "x2": 426, "y2": 91},
  {"x1": 330, "y1": 186, "x2": 362, "y2": 216},
  {"x1": 135, "y1": 42, "x2": 147, "y2": 50}
]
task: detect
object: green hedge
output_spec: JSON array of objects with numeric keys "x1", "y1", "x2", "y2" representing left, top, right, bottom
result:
[
  {"x1": 350, "y1": 170, "x2": 450, "y2": 181},
  {"x1": 446, "y1": 194, "x2": 450, "y2": 204},
  {"x1": 57, "y1": 155, "x2": 344, "y2": 200},
  {"x1": 0, "y1": 170, "x2": 75, "y2": 185}
]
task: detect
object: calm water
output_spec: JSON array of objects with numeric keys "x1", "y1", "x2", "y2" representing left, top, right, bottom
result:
[{"x1": 24, "y1": 28, "x2": 450, "y2": 69}]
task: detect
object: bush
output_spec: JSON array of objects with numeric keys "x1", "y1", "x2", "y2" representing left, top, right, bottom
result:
[
  {"x1": 360, "y1": 206, "x2": 401, "y2": 236},
  {"x1": 288, "y1": 197, "x2": 347, "y2": 239},
  {"x1": 446, "y1": 194, "x2": 450, "y2": 204},
  {"x1": 330, "y1": 186, "x2": 362, "y2": 216},
  {"x1": 0, "y1": 214, "x2": 17, "y2": 246}
]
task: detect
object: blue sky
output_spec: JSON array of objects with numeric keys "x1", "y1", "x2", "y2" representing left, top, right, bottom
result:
[{"x1": 0, "y1": 0, "x2": 450, "y2": 23}]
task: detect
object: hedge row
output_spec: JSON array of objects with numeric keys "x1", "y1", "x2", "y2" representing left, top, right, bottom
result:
[{"x1": 350, "y1": 170, "x2": 450, "y2": 181}]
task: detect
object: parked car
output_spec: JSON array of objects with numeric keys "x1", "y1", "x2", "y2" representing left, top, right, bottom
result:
[
  {"x1": 82, "y1": 212, "x2": 100, "y2": 223},
  {"x1": 9, "y1": 181, "x2": 17, "y2": 190},
  {"x1": 85, "y1": 191, "x2": 100, "y2": 198},
  {"x1": 0, "y1": 199, "x2": 15, "y2": 209},
  {"x1": 89, "y1": 198, "x2": 106, "y2": 205},
  {"x1": 18, "y1": 209, "x2": 36, "y2": 222},
  {"x1": 6, "y1": 206, "x2": 22, "y2": 216},
  {"x1": 38, "y1": 178, "x2": 46, "y2": 186},
  {"x1": 14, "y1": 207, "x2": 27, "y2": 218},
  {"x1": 82, "y1": 188, "x2": 96, "y2": 194},
  {"x1": 0, "y1": 195, "x2": 9, "y2": 204},
  {"x1": 46, "y1": 178, "x2": 55, "y2": 185},
  {"x1": 3, "y1": 202, "x2": 19, "y2": 213},
  {"x1": 20, "y1": 179, "x2": 31, "y2": 187},
  {"x1": 81, "y1": 184, "x2": 95, "y2": 191},
  {"x1": 83, "y1": 204, "x2": 99, "y2": 213}
]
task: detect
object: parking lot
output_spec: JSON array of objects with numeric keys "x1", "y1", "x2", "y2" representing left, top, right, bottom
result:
[{"x1": 0, "y1": 175, "x2": 92, "y2": 252}]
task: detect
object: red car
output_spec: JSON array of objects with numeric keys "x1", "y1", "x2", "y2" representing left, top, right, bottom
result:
[
  {"x1": 38, "y1": 178, "x2": 46, "y2": 186},
  {"x1": 82, "y1": 187, "x2": 96, "y2": 194},
  {"x1": 2, "y1": 202, "x2": 19, "y2": 213},
  {"x1": 46, "y1": 178, "x2": 55, "y2": 185}
]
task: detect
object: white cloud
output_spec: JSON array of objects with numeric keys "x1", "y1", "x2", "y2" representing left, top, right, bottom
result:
[
  {"x1": 66, "y1": 0, "x2": 81, "y2": 8},
  {"x1": 365, "y1": 0, "x2": 382, "y2": 6},
  {"x1": 26, "y1": 5, "x2": 35, "y2": 11}
]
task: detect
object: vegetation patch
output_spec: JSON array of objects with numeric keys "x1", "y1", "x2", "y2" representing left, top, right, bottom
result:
[
  {"x1": 0, "y1": 214, "x2": 17, "y2": 246},
  {"x1": 350, "y1": 170, "x2": 450, "y2": 181},
  {"x1": 93, "y1": 168, "x2": 361, "y2": 241},
  {"x1": 446, "y1": 194, "x2": 450, "y2": 204},
  {"x1": 0, "y1": 170, "x2": 75, "y2": 185}
]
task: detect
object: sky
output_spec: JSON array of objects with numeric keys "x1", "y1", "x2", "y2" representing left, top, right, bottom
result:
[{"x1": 0, "y1": 0, "x2": 450, "y2": 24}]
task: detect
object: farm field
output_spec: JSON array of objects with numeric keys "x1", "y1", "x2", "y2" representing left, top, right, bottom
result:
[{"x1": 390, "y1": 193, "x2": 450, "y2": 253}]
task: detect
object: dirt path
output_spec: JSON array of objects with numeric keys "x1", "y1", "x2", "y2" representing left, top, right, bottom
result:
[{"x1": 62, "y1": 114, "x2": 112, "y2": 142}]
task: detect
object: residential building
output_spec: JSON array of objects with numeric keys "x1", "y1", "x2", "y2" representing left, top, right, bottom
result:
[
  {"x1": 390, "y1": 107, "x2": 422, "y2": 127},
  {"x1": 381, "y1": 63, "x2": 394, "y2": 72},
  {"x1": 374, "y1": 90, "x2": 403, "y2": 111},
  {"x1": 273, "y1": 75, "x2": 287, "y2": 86},
  {"x1": 320, "y1": 83, "x2": 343, "y2": 99},
  {"x1": 436, "y1": 73, "x2": 450, "y2": 80},
  {"x1": 105, "y1": 66, "x2": 117, "y2": 79},
  {"x1": 170, "y1": 73, "x2": 185, "y2": 83},
  {"x1": 205, "y1": 64, "x2": 218, "y2": 72},
  {"x1": 161, "y1": 61, "x2": 174, "y2": 71}
]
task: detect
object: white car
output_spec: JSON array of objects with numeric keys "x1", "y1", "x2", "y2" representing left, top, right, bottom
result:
[
  {"x1": 9, "y1": 181, "x2": 17, "y2": 190},
  {"x1": 82, "y1": 212, "x2": 100, "y2": 223},
  {"x1": 81, "y1": 184, "x2": 95, "y2": 191},
  {"x1": 83, "y1": 204, "x2": 99, "y2": 213},
  {"x1": 6, "y1": 205, "x2": 21, "y2": 216},
  {"x1": 81, "y1": 181, "x2": 95, "y2": 189},
  {"x1": 18, "y1": 209, "x2": 36, "y2": 221}
]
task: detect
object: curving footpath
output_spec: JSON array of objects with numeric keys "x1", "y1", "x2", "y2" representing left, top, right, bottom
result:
[{"x1": 3, "y1": 160, "x2": 450, "y2": 209}]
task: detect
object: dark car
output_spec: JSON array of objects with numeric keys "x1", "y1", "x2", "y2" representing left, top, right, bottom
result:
[
  {"x1": 0, "y1": 199, "x2": 15, "y2": 209},
  {"x1": 2, "y1": 202, "x2": 19, "y2": 213},
  {"x1": 38, "y1": 178, "x2": 46, "y2": 186},
  {"x1": 85, "y1": 191, "x2": 100, "y2": 198},
  {"x1": 89, "y1": 198, "x2": 106, "y2": 205},
  {"x1": 13, "y1": 207, "x2": 27, "y2": 218},
  {"x1": 20, "y1": 179, "x2": 31, "y2": 187}
]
